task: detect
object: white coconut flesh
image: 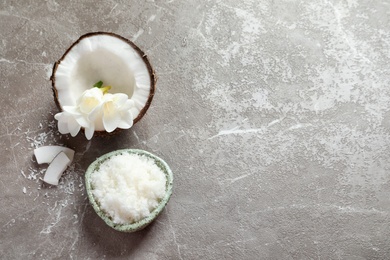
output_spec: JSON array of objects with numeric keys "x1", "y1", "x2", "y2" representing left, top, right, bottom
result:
[
  {"x1": 34, "y1": 145, "x2": 75, "y2": 164},
  {"x1": 54, "y1": 33, "x2": 153, "y2": 131},
  {"x1": 43, "y1": 151, "x2": 72, "y2": 186}
]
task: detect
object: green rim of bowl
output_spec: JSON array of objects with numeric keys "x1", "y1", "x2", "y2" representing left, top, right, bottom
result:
[{"x1": 85, "y1": 149, "x2": 173, "y2": 232}]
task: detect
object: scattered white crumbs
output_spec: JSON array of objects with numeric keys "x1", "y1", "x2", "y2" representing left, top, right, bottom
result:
[{"x1": 19, "y1": 120, "x2": 85, "y2": 214}]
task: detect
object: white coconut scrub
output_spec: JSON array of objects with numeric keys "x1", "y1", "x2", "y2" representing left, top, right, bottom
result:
[
  {"x1": 89, "y1": 152, "x2": 167, "y2": 225},
  {"x1": 51, "y1": 32, "x2": 156, "y2": 139}
]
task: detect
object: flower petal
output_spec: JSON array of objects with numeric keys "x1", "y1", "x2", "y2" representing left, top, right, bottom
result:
[
  {"x1": 74, "y1": 114, "x2": 90, "y2": 128},
  {"x1": 67, "y1": 116, "x2": 81, "y2": 137},
  {"x1": 58, "y1": 121, "x2": 69, "y2": 134},
  {"x1": 63, "y1": 106, "x2": 80, "y2": 115},
  {"x1": 78, "y1": 88, "x2": 103, "y2": 114},
  {"x1": 103, "y1": 101, "x2": 121, "y2": 132},
  {"x1": 121, "y1": 99, "x2": 135, "y2": 111},
  {"x1": 79, "y1": 97, "x2": 100, "y2": 114},
  {"x1": 102, "y1": 93, "x2": 114, "y2": 102},
  {"x1": 54, "y1": 112, "x2": 63, "y2": 121},
  {"x1": 84, "y1": 125, "x2": 95, "y2": 140},
  {"x1": 117, "y1": 111, "x2": 134, "y2": 129},
  {"x1": 112, "y1": 93, "x2": 129, "y2": 107},
  {"x1": 88, "y1": 103, "x2": 103, "y2": 122},
  {"x1": 103, "y1": 114, "x2": 120, "y2": 132},
  {"x1": 77, "y1": 87, "x2": 103, "y2": 103},
  {"x1": 55, "y1": 112, "x2": 71, "y2": 134}
]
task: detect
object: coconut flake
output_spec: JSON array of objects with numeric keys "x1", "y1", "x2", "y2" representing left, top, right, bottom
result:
[
  {"x1": 34, "y1": 146, "x2": 75, "y2": 164},
  {"x1": 43, "y1": 152, "x2": 71, "y2": 186},
  {"x1": 91, "y1": 153, "x2": 167, "y2": 224}
]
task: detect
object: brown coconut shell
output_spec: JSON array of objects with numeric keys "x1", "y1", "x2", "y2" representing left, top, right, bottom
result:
[{"x1": 50, "y1": 32, "x2": 157, "y2": 136}]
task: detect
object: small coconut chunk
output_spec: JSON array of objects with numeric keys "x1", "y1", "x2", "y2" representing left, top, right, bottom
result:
[
  {"x1": 34, "y1": 146, "x2": 75, "y2": 164},
  {"x1": 43, "y1": 152, "x2": 71, "y2": 186}
]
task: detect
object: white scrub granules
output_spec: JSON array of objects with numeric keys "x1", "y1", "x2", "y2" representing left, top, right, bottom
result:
[{"x1": 91, "y1": 153, "x2": 167, "y2": 224}]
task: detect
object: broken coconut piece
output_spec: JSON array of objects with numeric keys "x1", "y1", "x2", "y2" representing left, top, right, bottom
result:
[
  {"x1": 51, "y1": 32, "x2": 156, "y2": 139},
  {"x1": 34, "y1": 145, "x2": 75, "y2": 164},
  {"x1": 43, "y1": 152, "x2": 71, "y2": 186}
]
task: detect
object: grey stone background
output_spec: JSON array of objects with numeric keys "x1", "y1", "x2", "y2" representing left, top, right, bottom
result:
[{"x1": 1, "y1": 0, "x2": 390, "y2": 259}]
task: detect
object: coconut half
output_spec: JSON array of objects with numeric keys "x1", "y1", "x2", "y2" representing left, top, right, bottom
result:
[{"x1": 51, "y1": 32, "x2": 156, "y2": 135}]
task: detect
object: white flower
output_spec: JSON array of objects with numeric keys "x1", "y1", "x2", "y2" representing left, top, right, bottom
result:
[
  {"x1": 54, "y1": 87, "x2": 134, "y2": 140},
  {"x1": 78, "y1": 87, "x2": 103, "y2": 114},
  {"x1": 54, "y1": 111, "x2": 81, "y2": 137},
  {"x1": 101, "y1": 93, "x2": 134, "y2": 132}
]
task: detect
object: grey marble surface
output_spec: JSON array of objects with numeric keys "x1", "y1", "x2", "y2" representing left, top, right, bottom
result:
[{"x1": 1, "y1": 0, "x2": 390, "y2": 259}]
